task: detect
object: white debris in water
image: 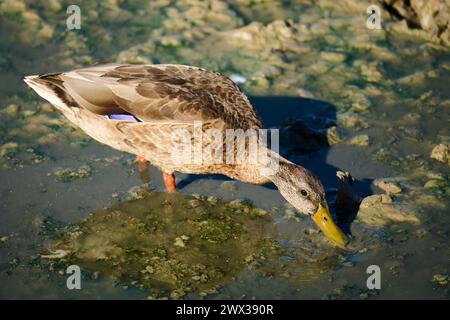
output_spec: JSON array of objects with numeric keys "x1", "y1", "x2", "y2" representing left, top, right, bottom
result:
[
  {"x1": 41, "y1": 249, "x2": 69, "y2": 259},
  {"x1": 229, "y1": 74, "x2": 247, "y2": 84}
]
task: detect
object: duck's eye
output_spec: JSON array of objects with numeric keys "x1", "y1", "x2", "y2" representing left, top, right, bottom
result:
[{"x1": 300, "y1": 189, "x2": 308, "y2": 197}]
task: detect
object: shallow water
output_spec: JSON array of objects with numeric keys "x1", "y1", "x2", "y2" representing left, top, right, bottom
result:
[{"x1": 0, "y1": 0, "x2": 449, "y2": 299}]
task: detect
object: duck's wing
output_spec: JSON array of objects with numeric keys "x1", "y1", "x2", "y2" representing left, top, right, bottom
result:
[{"x1": 39, "y1": 64, "x2": 262, "y2": 129}]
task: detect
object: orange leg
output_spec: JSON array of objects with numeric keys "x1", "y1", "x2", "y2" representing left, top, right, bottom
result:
[
  {"x1": 162, "y1": 172, "x2": 176, "y2": 192},
  {"x1": 135, "y1": 155, "x2": 149, "y2": 164},
  {"x1": 135, "y1": 155, "x2": 150, "y2": 185}
]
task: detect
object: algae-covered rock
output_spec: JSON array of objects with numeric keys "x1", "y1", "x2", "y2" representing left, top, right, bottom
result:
[
  {"x1": 0, "y1": 142, "x2": 19, "y2": 158},
  {"x1": 359, "y1": 62, "x2": 383, "y2": 83},
  {"x1": 357, "y1": 200, "x2": 420, "y2": 227},
  {"x1": 320, "y1": 52, "x2": 346, "y2": 63},
  {"x1": 373, "y1": 179, "x2": 402, "y2": 194},
  {"x1": 0, "y1": 0, "x2": 26, "y2": 15},
  {"x1": 53, "y1": 165, "x2": 93, "y2": 182},
  {"x1": 337, "y1": 112, "x2": 369, "y2": 130},
  {"x1": 348, "y1": 135, "x2": 370, "y2": 147},
  {"x1": 360, "y1": 194, "x2": 393, "y2": 208},
  {"x1": 396, "y1": 71, "x2": 427, "y2": 85},
  {"x1": 0, "y1": 104, "x2": 20, "y2": 116},
  {"x1": 327, "y1": 126, "x2": 345, "y2": 146},
  {"x1": 423, "y1": 179, "x2": 446, "y2": 189},
  {"x1": 432, "y1": 274, "x2": 449, "y2": 286},
  {"x1": 430, "y1": 144, "x2": 449, "y2": 165}
]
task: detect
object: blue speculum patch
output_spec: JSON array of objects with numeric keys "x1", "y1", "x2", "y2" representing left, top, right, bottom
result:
[{"x1": 108, "y1": 114, "x2": 140, "y2": 122}]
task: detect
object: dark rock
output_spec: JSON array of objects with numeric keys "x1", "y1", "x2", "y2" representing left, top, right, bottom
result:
[{"x1": 333, "y1": 171, "x2": 361, "y2": 236}]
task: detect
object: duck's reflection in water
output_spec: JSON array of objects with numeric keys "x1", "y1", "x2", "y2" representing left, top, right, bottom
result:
[
  {"x1": 45, "y1": 190, "x2": 360, "y2": 299},
  {"x1": 136, "y1": 160, "x2": 151, "y2": 185},
  {"x1": 46, "y1": 191, "x2": 281, "y2": 298}
]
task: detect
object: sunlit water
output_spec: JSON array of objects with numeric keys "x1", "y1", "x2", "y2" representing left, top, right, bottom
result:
[{"x1": 0, "y1": 0, "x2": 449, "y2": 299}]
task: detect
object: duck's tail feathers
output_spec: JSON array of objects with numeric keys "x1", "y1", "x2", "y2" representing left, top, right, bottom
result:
[{"x1": 24, "y1": 73, "x2": 75, "y2": 111}]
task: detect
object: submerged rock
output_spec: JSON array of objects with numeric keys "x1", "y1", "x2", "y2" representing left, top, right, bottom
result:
[
  {"x1": 327, "y1": 126, "x2": 345, "y2": 146},
  {"x1": 348, "y1": 135, "x2": 370, "y2": 147},
  {"x1": 432, "y1": 274, "x2": 449, "y2": 286},
  {"x1": 373, "y1": 179, "x2": 402, "y2": 194},
  {"x1": 53, "y1": 165, "x2": 93, "y2": 182},
  {"x1": 359, "y1": 62, "x2": 383, "y2": 83},
  {"x1": 358, "y1": 198, "x2": 419, "y2": 227},
  {"x1": 396, "y1": 71, "x2": 427, "y2": 85},
  {"x1": 360, "y1": 194, "x2": 393, "y2": 208},
  {"x1": 430, "y1": 144, "x2": 449, "y2": 165},
  {"x1": 127, "y1": 185, "x2": 150, "y2": 200},
  {"x1": 0, "y1": 142, "x2": 19, "y2": 158},
  {"x1": 320, "y1": 51, "x2": 346, "y2": 62},
  {"x1": 0, "y1": 104, "x2": 19, "y2": 116},
  {"x1": 423, "y1": 179, "x2": 446, "y2": 189},
  {"x1": 174, "y1": 236, "x2": 189, "y2": 248},
  {"x1": 337, "y1": 112, "x2": 369, "y2": 130}
]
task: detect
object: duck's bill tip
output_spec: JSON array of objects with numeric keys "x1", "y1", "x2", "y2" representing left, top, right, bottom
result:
[{"x1": 312, "y1": 203, "x2": 348, "y2": 248}]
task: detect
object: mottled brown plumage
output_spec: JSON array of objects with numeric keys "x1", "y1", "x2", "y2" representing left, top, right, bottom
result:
[
  {"x1": 26, "y1": 64, "x2": 265, "y2": 181},
  {"x1": 24, "y1": 63, "x2": 347, "y2": 247}
]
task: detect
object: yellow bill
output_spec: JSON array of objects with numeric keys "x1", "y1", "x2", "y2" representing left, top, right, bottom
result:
[{"x1": 312, "y1": 203, "x2": 347, "y2": 248}]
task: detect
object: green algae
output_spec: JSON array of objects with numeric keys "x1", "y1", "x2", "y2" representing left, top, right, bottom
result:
[
  {"x1": 38, "y1": 191, "x2": 357, "y2": 299},
  {"x1": 53, "y1": 165, "x2": 93, "y2": 182},
  {"x1": 43, "y1": 191, "x2": 280, "y2": 299}
]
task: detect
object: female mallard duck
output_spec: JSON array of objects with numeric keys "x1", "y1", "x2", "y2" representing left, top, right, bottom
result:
[{"x1": 24, "y1": 63, "x2": 347, "y2": 247}]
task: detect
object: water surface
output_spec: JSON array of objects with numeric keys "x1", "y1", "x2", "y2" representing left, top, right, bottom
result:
[{"x1": 0, "y1": 0, "x2": 449, "y2": 299}]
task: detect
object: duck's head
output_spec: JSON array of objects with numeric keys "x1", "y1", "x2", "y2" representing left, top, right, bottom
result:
[{"x1": 269, "y1": 161, "x2": 348, "y2": 248}]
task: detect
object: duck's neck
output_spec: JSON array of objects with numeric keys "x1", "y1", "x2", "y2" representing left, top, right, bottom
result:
[{"x1": 231, "y1": 150, "x2": 295, "y2": 185}]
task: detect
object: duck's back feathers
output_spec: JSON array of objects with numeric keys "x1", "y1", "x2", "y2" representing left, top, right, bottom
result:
[
  {"x1": 33, "y1": 64, "x2": 262, "y2": 130},
  {"x1": 25, "y1": 64, "x2": 268, "y2": 179}
]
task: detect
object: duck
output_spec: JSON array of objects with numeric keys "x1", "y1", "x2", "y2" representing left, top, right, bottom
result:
[{"x1": 24, "y1": 63, "x2": 347, "y2": 247}]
